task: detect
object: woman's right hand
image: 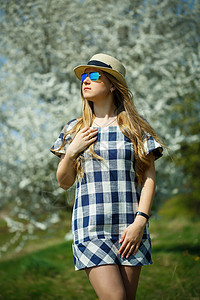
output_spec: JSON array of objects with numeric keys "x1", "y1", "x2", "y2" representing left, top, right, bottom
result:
[{"x1": 67, "y1": 127, "x2": 98, "y2": 158}]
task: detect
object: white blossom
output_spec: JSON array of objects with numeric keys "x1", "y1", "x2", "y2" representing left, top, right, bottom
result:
[{"x1": 0, "y1": 0, "x2": 199, "y2": 256}]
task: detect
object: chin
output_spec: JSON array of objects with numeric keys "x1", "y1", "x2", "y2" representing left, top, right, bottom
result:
[{"x1": 84, "y1": 95, "x2": 95, "y2": 101}]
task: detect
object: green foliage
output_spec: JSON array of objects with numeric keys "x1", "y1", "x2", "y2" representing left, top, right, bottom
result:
[
  {"x1": 168, "y1": 93, "x2": 200, "y2": 223},
  {"x1": 0, "y1": 209, "x2": 72, "y2": 260},
  {"x1": 172, "y1": 93, "x2": 200, "y2": 136},
  {"x1": 158, "y1": 193, "x2": 200, "y2": 219}
]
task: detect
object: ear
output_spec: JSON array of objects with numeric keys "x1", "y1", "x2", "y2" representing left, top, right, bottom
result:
[{"x1": 110, "y1": 86, "x2": 116, "y2": 93}]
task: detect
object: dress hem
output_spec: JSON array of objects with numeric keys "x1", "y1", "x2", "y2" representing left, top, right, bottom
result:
[{"x1": 74, "y1": 260, "x2": 153, "y2": 271}]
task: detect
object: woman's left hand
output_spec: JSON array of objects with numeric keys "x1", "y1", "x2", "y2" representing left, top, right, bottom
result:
[{"x1": 118, "y1": 217, "x2": 147, "y2": 259}]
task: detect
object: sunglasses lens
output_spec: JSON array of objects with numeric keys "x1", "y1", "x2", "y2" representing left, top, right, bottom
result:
[
  {"x1": 81, "y1": 73, "x2": 87, "y2": 82},
  {"x1": 89, "y1": 72, "x2": 100, "y2": 81},
  {"x1": 81, "y1": 72, "x2": 100, "y2": 82}
]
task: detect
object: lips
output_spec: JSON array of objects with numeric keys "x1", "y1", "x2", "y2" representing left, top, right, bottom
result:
[{"x1": 84, "y1": 87, "x2": 91, "y2": 91}]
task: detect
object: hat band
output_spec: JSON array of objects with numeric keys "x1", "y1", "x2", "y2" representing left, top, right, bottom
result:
[{"x1": 87, "y1": 60, "x2": 112, "y2": 69}]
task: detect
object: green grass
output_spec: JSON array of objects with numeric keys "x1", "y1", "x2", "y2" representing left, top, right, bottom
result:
[
  {"x1": 0, "y1": 242, "x2": 96, "y2": 300},
  {"x1": 0, "y1": 211, "x2": 200, "y2": 299},
  {"x1": 139, "y1": 217, "x2": 200, "y2": 300}
]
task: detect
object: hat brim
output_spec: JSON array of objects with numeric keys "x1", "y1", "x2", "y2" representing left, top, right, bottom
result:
[{"x1": 73, "y1": 65, "x2": 127, "y2": 87}]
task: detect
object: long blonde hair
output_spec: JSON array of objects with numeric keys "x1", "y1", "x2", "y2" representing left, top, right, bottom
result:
[{"x1": 59, "y1": 71, "x2": 164, "y2": 185}]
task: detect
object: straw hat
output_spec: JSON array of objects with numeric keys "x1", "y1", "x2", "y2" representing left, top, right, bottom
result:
[{"x1": 73, "y1": 53, "x2": 127, "y2": 86}]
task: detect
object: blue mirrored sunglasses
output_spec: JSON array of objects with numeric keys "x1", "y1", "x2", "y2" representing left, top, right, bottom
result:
[{"x1": 81, "y1": 71, "x2": 101, "y2": 83}]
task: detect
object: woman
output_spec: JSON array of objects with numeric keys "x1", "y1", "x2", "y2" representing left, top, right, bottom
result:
[{"x1": 50, "y1": 53, "x2": 164, "y2": 300}]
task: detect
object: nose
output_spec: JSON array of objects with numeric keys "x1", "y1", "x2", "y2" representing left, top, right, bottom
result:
[{"x1": 82, "y1": 74, "x2": 91, "y2": 84}]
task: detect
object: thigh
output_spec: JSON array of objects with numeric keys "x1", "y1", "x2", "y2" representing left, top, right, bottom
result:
[
  {"x1": 85, "y1": 264, "x2": 126, "y2": 300},
  {"x1": 119, "y1": 265, "x2": 142, "y2": 300}
]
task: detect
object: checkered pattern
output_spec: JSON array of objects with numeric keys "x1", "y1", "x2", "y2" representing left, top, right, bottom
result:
[
  {"x1": 50, "y1": 118, "x2": 163, "y2": 271},
  {"x1": 73, "y1": 235, "x2": 152, "y2": 270},
  {"x1": 50, "y1": 119, "x2": 78, "y2": 158}
]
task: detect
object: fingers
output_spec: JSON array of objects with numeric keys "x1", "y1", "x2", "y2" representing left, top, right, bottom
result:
[
  {"x1": 81, "y1": 127, "x2": 97, "y2": 133},
  {"x1": 84, "y1": 128, "x2": 98, "y2": 144},
  {"x1": 80, "y1": 127, "x2": 90, "y2": 133},
  {"x1": 69, "y1": 127, "x2": 98, "y2": 156},
  {"x1": 118, "y1": 230, "x2": 127, "y2": 255},
  {"x1": 87, "y1": 135, "x2": 98, "y2": 145},
  {"x1": 118, "y1": 237, "x2": 127, "y2": 257},
  {"x1": 119, "y1": 242, "x2": 135, "y2": 259},
  {"x1": 133, "y1": 243, "x2": 141, "y2": 255},
  {"x1": 76, "y1": 127, "x2": 98, "y2": 150},
  {"x1": 118, "y1": 240, "x2": 141, "y2": 259},
  {"x1": 126, "y1": 244, "x2": 139, "y2": 259},
  {"x1": 86, "y1": 130, "x2": 98, "y2": 140},
  {"x1": 82, "y1": 127, "x2": 98, "y2": 138},
  {"x1": 118, "y1": 241, "x2": 131, "y2": 259},
  {"x1": 119, "y1": 232, "x2": 126, "y2": 243}
]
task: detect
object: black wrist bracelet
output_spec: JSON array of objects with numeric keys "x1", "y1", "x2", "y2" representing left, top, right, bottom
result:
[{"x1": 136, "y1": 211, "x2": 149, "y2": 221}]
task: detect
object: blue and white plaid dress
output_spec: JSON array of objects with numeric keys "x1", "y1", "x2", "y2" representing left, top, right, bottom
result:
[{"x1": 50, "y1": 118, "x2": 163, "y2": 271}]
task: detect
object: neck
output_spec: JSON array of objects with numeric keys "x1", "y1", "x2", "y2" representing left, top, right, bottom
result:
[{"x1": 93, "y1": 94, "x2": 117, "y2": 119}]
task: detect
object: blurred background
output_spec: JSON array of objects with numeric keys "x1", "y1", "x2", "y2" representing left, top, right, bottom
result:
[{"x1": 0, "y1": 0, "x2": 199, "y2": 299}]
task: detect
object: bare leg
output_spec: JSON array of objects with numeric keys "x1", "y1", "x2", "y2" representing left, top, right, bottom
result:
[
  {"x1": 85, "y1": 264, "x2": 126, "y2": 300},
  {"x1": 119, "y1": 266, "x2": 142, "y2": 300}
]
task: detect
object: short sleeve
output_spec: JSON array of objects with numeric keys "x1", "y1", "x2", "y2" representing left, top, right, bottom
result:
[
  {"x1": 143, "y1": 133, "x2": 163, "y2": 160},
  {"x1": 50, "y1": 118, "x2": 79, "y2": 158}
]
